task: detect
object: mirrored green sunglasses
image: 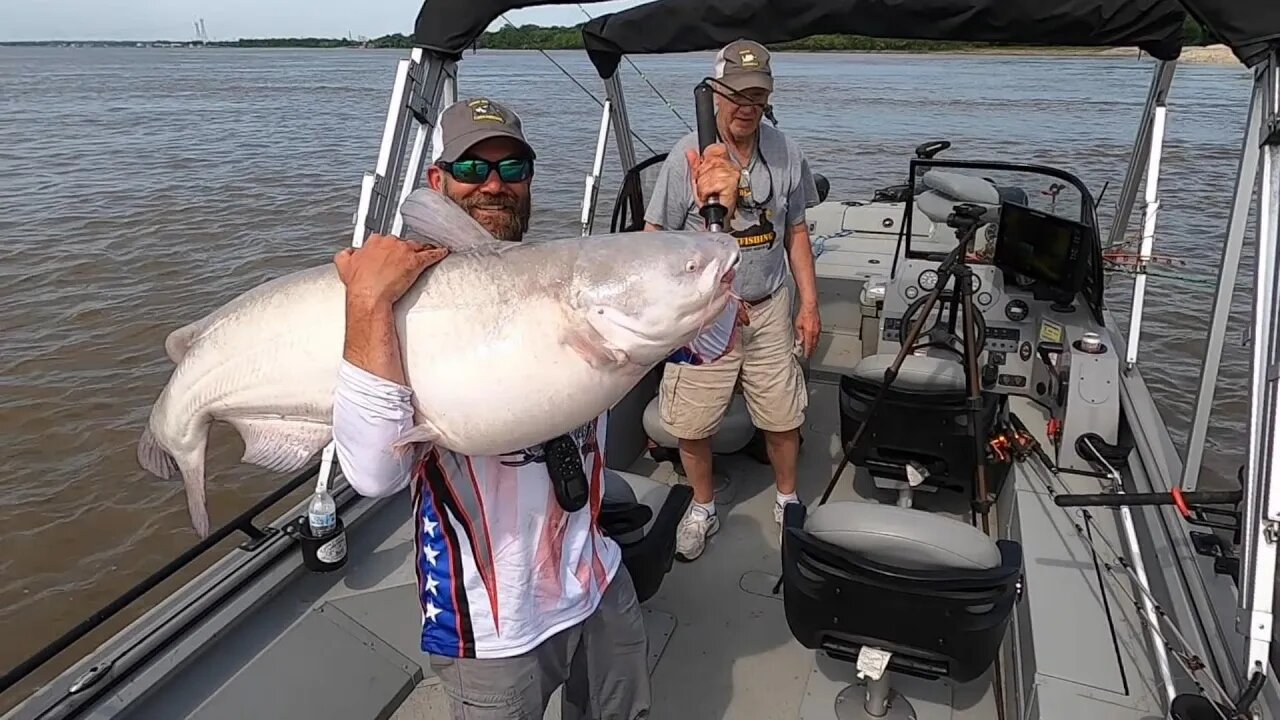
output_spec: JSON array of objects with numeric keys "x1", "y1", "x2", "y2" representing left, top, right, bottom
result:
[{"x1": 437, "y1": 157, "x2": 534, "y2": 184}]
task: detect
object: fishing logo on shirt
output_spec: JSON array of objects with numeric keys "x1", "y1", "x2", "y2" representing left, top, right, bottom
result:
[{"x1": 731, "y1": 209, "x2": 776, "y2": 252}]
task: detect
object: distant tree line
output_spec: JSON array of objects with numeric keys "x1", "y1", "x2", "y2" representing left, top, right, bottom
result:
[
  {"x1": 1180, "y1": 15, "x2": 1218, "y2": 45},
  {"x1": 6, "y1": 16, "x2": 1217, "y2": 51}
]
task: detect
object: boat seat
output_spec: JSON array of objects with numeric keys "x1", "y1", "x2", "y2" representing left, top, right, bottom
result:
[
  {"x1": 780, "y1": 501, "x2": 1022, "y2": 717},
  {"x1": 916, "y1": 169, "x2": 1001, "y2": 225},
  {"x1": 601, "y1": 469, "x2": 692, "y2": 603},
  {"x1": 839, "y1": 353, "x2": 1003, "y2": 503},
  {"x1": 850, "y1": 353, "x2": 966, "y2": 394}
]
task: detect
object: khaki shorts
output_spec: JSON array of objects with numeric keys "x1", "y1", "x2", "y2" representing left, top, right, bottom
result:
[{"x1": 658, "y1": 283, "x2": 808, "y2": 440}]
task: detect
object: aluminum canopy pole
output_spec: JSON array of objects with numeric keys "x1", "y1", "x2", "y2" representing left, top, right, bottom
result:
[
  {"x1": 1107, "y1": 60, "x2": 1177, "y2": 251},
  {"x1": 580, "y1": 100, "x2": 613, "y2": 236},
  {"x1": 1123, "y1": 60, "x2": 1175, "y2": 370},
  {"x1": 317, "y1": 49, "x2": 451, "y2": 497},
  {"x1": 605, "y1": 73, "x2": 639, "y2": 173},
  {"x1": 1179, "y1": 81, "x2": 1265, "y2": 492},
  {"x1": 393, "y1": 61, "x2": 457, "y2": 236},
  {"x1": 1241, "y1": 51, "x2": 1280, "y2": 685}
]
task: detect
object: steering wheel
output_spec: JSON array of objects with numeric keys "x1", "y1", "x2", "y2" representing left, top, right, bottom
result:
[{"x1": 896, "y1": 293, "x2": 987, "y2": 359}]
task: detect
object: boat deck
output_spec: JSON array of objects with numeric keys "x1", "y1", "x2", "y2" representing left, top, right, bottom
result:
[
  {"x1": 4, "y1": 272, "x2": 1195, "y2": 720},
  {"x1": 103, "y1": 374, "x2": 991, "y2": 720}
]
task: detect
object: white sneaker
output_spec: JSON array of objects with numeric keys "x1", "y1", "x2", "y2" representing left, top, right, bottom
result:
[
  {"x1": 676, "y1": 505, "x2": 719, "y2": 561},
  {"x1": 775, "y1": 499, "x2": 801, "y2": 545},
  {"x1": 774, "y1": 499, "x2": 800, "y2": 525}
]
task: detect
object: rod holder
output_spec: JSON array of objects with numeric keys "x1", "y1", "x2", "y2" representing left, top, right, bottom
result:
[{"x1": 297, "y1": 517, "x2": 349, "y2": 573}]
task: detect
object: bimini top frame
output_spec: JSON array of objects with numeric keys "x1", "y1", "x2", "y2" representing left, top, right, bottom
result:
[{"x1": 5, "y1": 2, "x2": 1279, "y2": 718}]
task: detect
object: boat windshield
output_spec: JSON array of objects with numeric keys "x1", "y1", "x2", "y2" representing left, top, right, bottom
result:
[{"x1": 898, "y1": 158, "x2": 1103, "y2": 317}]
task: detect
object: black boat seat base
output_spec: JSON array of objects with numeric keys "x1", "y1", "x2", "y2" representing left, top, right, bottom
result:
[
  {"x1": 780, "y1": 500, "x2": 1022, "y2": 717},
  {"x1": 835, "y1": 681, "x2": 917, "y2": 720},
  {"x1": 840, "y1": 354, "x2": 1005, "y2": 503}
]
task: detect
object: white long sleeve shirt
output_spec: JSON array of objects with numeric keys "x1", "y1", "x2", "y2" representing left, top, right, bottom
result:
[{"x1": 332, "y1": 359, "x2": 621, "y2": 659}]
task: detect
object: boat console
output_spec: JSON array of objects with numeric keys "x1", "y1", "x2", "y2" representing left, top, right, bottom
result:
[{"x1": 840, "y1": 163, "x2": 1120, "y2": 501}]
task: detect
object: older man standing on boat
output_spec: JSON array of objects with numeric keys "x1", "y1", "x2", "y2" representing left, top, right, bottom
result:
[
  {"x1": 329, "y1": 96, "x2": 722, "y2": 719},
  {"x1": 644, "y1": 39, "x2": 822, "y2": 562}
]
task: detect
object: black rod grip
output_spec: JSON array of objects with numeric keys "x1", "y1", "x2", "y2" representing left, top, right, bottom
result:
[
  {"x1": 1053, "y1": 490, "x2": 1242, "y2": 508},
  {"x1": 693, "y1": 81, "x2": 727, "y2": 231}
]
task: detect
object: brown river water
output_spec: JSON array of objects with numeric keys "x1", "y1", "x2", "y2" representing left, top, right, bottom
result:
[{"x1": 0, "y1": 46, "x2": 1260, "y2": 708}]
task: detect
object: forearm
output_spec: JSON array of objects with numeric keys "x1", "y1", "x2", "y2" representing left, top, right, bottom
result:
[
  {"x1": 786, "y1": 225, "x2": 819, "y2": 309},
  {"x1": 343, "y1": 295, "x2": 406, "y2": 385},
  {"x1": 332, "y1": 360, "x2": 419, "y2": 498},
  {"x1": 643, "y1": 222, "x2": 662, "y2": 232}
]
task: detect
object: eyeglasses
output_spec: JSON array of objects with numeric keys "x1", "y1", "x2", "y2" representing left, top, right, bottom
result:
[{"x1": 436, "y1": 157, "x2": 534, "y2": 184}]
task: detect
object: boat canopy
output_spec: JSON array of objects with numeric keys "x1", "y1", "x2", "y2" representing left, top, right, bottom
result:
[
  {"x1": 410, "y1": 0, "x2": 1280, "y2": 72},
  {"x1": 412, "y1": 0, "x2": 621, "y2": 57},
  {"x1": 579, "y1": 0, "x2": 1187, "y2": 77}
]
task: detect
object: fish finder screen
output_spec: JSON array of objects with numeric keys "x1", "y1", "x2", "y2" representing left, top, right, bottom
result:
[{"x1": 993, "y1": 202, "x2": 1086, "y2": 294}]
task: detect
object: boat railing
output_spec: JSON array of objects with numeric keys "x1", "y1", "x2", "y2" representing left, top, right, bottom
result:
[{"x1": 0, "y1": 461, "x2": 322, "y2": 698}]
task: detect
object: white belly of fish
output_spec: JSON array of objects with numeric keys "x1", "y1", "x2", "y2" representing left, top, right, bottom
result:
[
  {"x1": 401, "y1": 294, "x2": 643, "y2": 456},
  {"x1": 162, "y1": 269, "x2": 633, "y2": 459}
]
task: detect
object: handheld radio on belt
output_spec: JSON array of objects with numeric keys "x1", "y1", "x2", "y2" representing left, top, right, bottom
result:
[{"x1": 544, "y1": 434, "x2": 589, "y2": 512}]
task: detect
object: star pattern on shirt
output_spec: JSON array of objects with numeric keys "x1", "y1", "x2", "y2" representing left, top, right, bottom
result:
[{"x1": 422, "y1": 510, "x2": 443, "y2": 623}]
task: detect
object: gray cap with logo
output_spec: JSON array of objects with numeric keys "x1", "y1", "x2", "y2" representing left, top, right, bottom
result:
[
  {"x1": 431, "y1": 97, "x2": 537, "y2": 164},
  {"x1": 712, "y1": 39, "x2": 774, "y2": 94}
]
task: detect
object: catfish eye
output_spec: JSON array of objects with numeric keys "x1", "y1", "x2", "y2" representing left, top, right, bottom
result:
[{"x1": 685, "y1": 259, "x2": 699, "y2": 273}]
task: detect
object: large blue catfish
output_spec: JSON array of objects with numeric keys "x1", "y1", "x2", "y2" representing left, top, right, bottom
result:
[{"x1": 137, "y1": 189, "x2": 740, "y2": 536}]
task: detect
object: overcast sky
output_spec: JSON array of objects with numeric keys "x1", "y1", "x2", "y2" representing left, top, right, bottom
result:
[{"x1": 2, "y1": 0, "x2": 648, "y2": 42}]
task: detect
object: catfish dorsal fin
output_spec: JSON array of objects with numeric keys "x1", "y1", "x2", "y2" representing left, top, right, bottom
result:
[
  {"x1": 164, "y1": 316, "x2": 214, "y2": 363},
  {"x1": 398, "y1": 188, "x2": 499, "y2": 251}
]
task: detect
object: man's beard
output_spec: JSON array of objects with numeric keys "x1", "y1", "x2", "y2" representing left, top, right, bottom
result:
[{"x1": 446, "y1": 183, "x2": 531, "y2": 243}]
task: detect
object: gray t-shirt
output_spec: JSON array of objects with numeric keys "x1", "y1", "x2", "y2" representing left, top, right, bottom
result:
[{"x1": 644, "y1": 123, "x2": 818, "y2": 302}]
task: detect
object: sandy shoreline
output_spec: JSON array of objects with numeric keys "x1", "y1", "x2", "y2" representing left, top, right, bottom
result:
[{"x1": 978, "y1": 43, "x2": 1237, "y2": 65}]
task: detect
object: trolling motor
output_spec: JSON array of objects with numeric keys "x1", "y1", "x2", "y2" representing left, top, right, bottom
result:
[{"x1": 693, "y1": 80, "x2": 728, "y2": 232}]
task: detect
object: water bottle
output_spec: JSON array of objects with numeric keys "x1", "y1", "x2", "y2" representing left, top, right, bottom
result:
[
  {"x1": 307, "y1": 488, "x2": 337, "y2": 537},
  {"x1": 302, "y1": 457, "x2": 347, "y2": 571}
]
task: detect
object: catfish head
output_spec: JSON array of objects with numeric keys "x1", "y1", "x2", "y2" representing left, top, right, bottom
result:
[{"x1": 568, "y1": 231, "x2": 740, "y2": 368}]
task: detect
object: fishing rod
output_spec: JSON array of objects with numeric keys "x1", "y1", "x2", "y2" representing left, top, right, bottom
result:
[
  {"x1": 998, "y1": 412, "x2": 1247, "y2": 719},
  {"x1": 693, "y1": 80, "x2": 728, "y2": 232}
]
